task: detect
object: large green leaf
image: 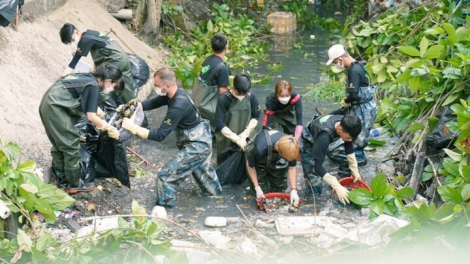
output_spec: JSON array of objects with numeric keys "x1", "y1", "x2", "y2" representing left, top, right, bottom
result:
[
  {"x1": 368, "y1": 139, "x2": 387, "y2": 146},
  {"x1": 443, "y1": 23, "x2": 456, "y2": 36},
  {"x1": 427, "y1": 117, "x2": 439, "y2": 133},
  {"x1": 442, "y1": 160, "x2": 459, "y2": 176},
  {"x1": 371, "y1": 173, "x2": 389, "y2": 198},
  {"x1": 423, "y1": 45, "x2": 444, "y2": 59},
  {"x1": 37, "y1": 183, "x2": 75, "y2": 210},
  {"x1": 443, "y1": 148, "x2": 462, "y2": 162},
  {"x1": 437, "y1": 186, "x2": 463, "y2": 204},
  {"x1": 34, "y1": 199, "x2": 56, "y2": 223},
  {"x1": 348, "y1": 188, "x2": 373, "y2": 206},
  {"x1": 419, "y1": 36, "x2": 428, "y2": 57},
  {"x1": 461, "y1": 184, "x2": 470, "y2": 201},
  {"x1": 17, "y1": 160, "x2": 36, "y2": 173},
  {"x1": 17, "y1": 229, "x2": 32, "y2": 252},
  {"x1": 396, "y1": 187, "x2": 414, "y2": 199},
  {"x1": 395, "y1": 70, "x2": 411, "y2": 83},
  {"x1": 370, "y1": 199, "x2": 385, "y2": 216},
  {"x1": 398, "y1": 46, "x2": 420, "y2": 57}
]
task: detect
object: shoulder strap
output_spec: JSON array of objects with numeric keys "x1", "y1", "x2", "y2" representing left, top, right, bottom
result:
[
  {"x1": 205, "y1": 62, "x2": 226, "y2": 83},
  {"x1": 290, "y1": 93, "x2": 301, "y2": 105},
  {"x1": 82, "y1": 34, "x2": 110, "y2": 44},
  {"x1": 175, "y1": 93, "x2": 201, "y2": 122},
  {"x1": 263, "y1": 129, "x2": 273, "y2": 166}
]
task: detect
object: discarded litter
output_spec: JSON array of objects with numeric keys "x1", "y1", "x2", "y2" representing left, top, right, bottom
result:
[
  {"x1": 204, "y1": 216, "x2": 227, "y2": 227},
  {"x1": 275, "y1": 216, "x2": 332, "y2": 235},
  {"x1": 257, "y1": 193, "x2": 303, "y2": 213}
]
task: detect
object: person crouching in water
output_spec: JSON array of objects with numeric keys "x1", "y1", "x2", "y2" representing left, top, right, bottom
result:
[
  {"x1": 245, "y1": 130, "x2": 300, "y2": 206},
  {"x1": 120, "y1": 67, "x2": 222, "y2": 207},
  {"x1": 39, "y1": 64, "x2": 122, "y2": 193}
]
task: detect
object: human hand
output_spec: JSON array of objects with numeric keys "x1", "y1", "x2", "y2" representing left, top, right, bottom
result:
[
  {"x1": 122, "y1": 118, "x2": 149, "y2": 139},
  {"x1": 235, "y1": 137, "x2": 247, "y2": 151},
  {"x1": 340, "y1": 98, "x2": 351, "y2": 108},
  {"x1": 96, "y1": 107, "x2": 106, "y2": 119},
  {"x1": 290, "y1": 189, "x2": 299, "y2": 206},
  {"x1": 255, "y1": 186, "x2": 265, "y2": 199}
]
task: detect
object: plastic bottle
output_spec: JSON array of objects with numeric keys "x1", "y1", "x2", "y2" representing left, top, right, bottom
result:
[{"x1": 369, "y1": 127, "x2": 386, "y2": 138}]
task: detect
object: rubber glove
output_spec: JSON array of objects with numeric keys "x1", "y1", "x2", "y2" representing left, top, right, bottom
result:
[
  {"x1": 290, "y1": 189, "x2": 299, "y2": 206},
  {"x1": 255, "y1": 186, "x2": 265, "y2": 199},
  {"x1": 97, "y1": 122, "x2": 120, "y2": 140},
  {"x1": 340, "y1": 98, "x2": 351, "y2": 108},
  {"x1": 122, "y1": 118, "x2": 149, "y2": 139},
  {"x1": 96, "y1": 107, "x2": 106, "y2": 119},
  {"x1": 116, "y1": 99, "x2": 141, "y2": 114},
  {"x1": 323, "y1": 173, "x2": 350, "y2": 205},
  {"x1": 294, "y1": 125, "x2": 303, "y2": 140},
  {"x1": 221, "y1": 126, "x2": 246, "y2": 150},
  {"x1": 347, "y1": 153, "x2": 361, "y2": 182},
  {"x1": 235, "y1": 137, "x2": 247, "y2": 151},
  {"x1": 239, "y1": 118, "x2": 258, "y2": 140}
]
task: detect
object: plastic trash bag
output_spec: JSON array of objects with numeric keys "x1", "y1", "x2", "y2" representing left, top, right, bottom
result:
[
  {"x1": 94, "y1": 134, "x2": 130, "y2": 188},
  {"x1": 78, "y1": 147, "x2": 95, "y2": 188},
  {"x1": 216, "y1": 146, "x2": 248, "y2": 186},
  {"x1": 74, "y1": 116, "x2": 97, "y2": 187},
  {"x1": 426, "y1": 107, "x2": 459, "y2": 150},
  {"x1": 128, "y1": 53, "x2": 150, "y2": 91}
]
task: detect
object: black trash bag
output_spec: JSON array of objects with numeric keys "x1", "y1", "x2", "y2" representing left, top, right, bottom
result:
[
  {"x1": 216, "y1": 146, "x2": 248, "y2": 186},
  {"x1": 0, "y1": 0, "x2": 21, "y2": 27},
  {"x1": 426, "y1": 107, "x2": 459, "y2": 150},
  {"x1": 128, "y1": 53, "x2": 150, "y2": 92},
  {"x1": 75, "y1": 115, "x2": 101, "y2": 153},
  {"x1": 79, "y1": 147, "x2": 95, "y2": 187},
  {"x1": 93, "y1": 135, "x2": 130, "y2": 188}
]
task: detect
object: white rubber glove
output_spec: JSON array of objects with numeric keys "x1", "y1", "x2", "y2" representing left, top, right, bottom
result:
[
  {"x1": 255, "y1": 186, "x2": 265, "y2": 199},
  {"x1": 340, "y1": 98, "x2": 351, "y2": 108},
  {"x1": 96, "y1": 107, "x2": 106, "y2": 119},
  {"x1": 290, "y1": 189, "x2": 299, "y2": 206},
  {"x1": 323, "y1": 173, "x2": 350, "y2": 205},
  {"x1": 235, "y1": 137, "x2": 247, "y2": 151},
  {"x1": 239, "y1": 118, "x2": 258, "y2": 140},
  {"x1": 97, "y1": 122, "x2": 120, "y2": 140},
  {"x1": 122, "y1": 118, "x2": 149, "y2": 139},
  {"x1": 347, "y1": 153, "x2": 361, "y2": 182},
  {"x1": 221, "y1": 126, "x2": 245, "y2": 149}
]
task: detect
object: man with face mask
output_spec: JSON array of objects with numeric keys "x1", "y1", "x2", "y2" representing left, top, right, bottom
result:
[
  {"x1": 263, "y1": 80, "x2": 303, "y2": 139},
  {"x1": 325, "y1": 44, "x2": 378, "y2": 176},
  {"x1": 214, "y1": 73, "x2": 261, "y2": 165},
  {"x1": 120, "y1": 67, "x2": 222, "y2": 207},
  {"x1": 299, "y1": 114, "x2": 362, "y2": 204}
]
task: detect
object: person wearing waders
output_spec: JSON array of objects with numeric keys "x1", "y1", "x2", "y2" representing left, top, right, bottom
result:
[
  {"x1": 59, "y1": 23, "x2": 135, "y2": 104},
  {"x1": 39, "y1": 64, "x2": 122, "y2": 194},
  {"x1": 325, "y1": 44, "x2": 377, "y2": 176},
  {"x1": 299, "y1": 114, "x2": 362, "y2": 204},
  {"x1": 215, "y1": 73, "x2": 261, "y2": 165},
  {"x1": 245, "y1": 130, "x2": 300, "y2": 207},
  {"x1": 263, "y1": 80, "x2": 304, "y2": 140},
  {"x1": 120, "y1": 67, "x2": 222, "y2": 207}
]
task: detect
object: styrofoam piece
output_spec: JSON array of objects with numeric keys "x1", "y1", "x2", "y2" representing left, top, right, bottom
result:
[
  {"x1": 0, "y1": 200, "x2": 11, "y2": 219},
  {"x1": 151, "y1": 206, "x2": 168, "y2": 220},
  {"x1": 204, "y1": 216, "x2": 227, "y2": 227},
  {"x1": 275, "y1": 216, "x2": 333, "y2": 235}
]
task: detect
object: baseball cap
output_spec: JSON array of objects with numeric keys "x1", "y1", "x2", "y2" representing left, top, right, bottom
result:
[{"x1": 326, "y1": 44, "x2": 346, "y2": 65}]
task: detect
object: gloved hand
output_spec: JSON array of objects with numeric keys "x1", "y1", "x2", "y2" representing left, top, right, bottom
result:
[
  {"x1": 122, "y1": 118, "x2": 149, "y2": 139},
  {"x1": 340, "y1": 98, "x2": 351, "y2": 108},
  {"x1": 347, "y1": 153, "x2": 362, "y2": 182},
  {"x1": 221, "y1": 126, "x2": 242, "y2": 143},
  {"x1": 255, "y1": 186, "x2": 265, "y2": 199},
  {"x1": 290, "y1": 189, "x2": 299, "y2": 206},
  {"x1": 294, "y1": 125, "x2": 303, "y2": 140},
  {"x1": 116, "y1": 99, "x2": 141, "y2": 114},
  {"x1": 239, "y1": 118, "x2": 258, "y2": 140},
  {"x1": 235, "y1": 137, "x2": 247, "y2": 151},
  {"x1": 97, "y1": 122, "x2": 120, "y2": 140},
  {"x1": 96, "y1": 107, "x2": 106, "y2": 119},
  {"x1": 323, "y1": 173, "x2": 350, "y2": 205}
]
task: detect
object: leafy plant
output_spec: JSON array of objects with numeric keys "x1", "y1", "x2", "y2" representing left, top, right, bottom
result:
[
  {"x1": 162, "y1": 0, "x2": 183, "y2": 16},
  {"x1": 303, "y1": 78, "x2": 344, "y2": 102},
  {"x1": 348, "y1": 173, "x2": 414, "y2": 219},
  {"x1": 280, "y1": 0, "x2": 316, "y2": 29}
]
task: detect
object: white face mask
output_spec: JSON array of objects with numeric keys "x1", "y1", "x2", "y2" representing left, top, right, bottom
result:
[
  {"x1": 234, "y1": 95, "x2": 246, "y2": 101},
  {"x1": 102, "y1": 86, "x2": 114, "y2": 94},
  {"x1": 155, "y1": 86, "x2": 167, "y2": 96},
  {"x1": 278, "y1": 96, "x2": 291, "y2": 105}
]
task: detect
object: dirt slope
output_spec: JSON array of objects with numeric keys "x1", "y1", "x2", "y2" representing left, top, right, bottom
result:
[{"x1": 0, "y1": 0, "x2": 165, "y2": 167}]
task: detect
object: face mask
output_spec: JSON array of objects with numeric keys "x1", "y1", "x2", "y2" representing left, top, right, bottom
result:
[
  {"x1": 335, "y1": 59, "x2": 345, "y2": 70},
  {"x1": 72, "y1": 40, "x2": 79, "y2": 46},
  {"x1": 234, "y1": 95, "x2": 246, "y2": 101},
  {"x1": 278, "y1": 96, "x2": 291, "y2": 105},
  {"x1": 155, "y1": 86, "x2": 167, "y2": 96},
  {"x1": 102, "y1": 86, "x2": 114, "y2": 94}
]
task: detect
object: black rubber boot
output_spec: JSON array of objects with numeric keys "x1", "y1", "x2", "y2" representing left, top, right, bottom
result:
[
  {"x1": 65, "y1": 168, "x2": 95, "y2": 194},
  {"x1": 52, "y1": 168, "x2": 67, "y2": 187}
]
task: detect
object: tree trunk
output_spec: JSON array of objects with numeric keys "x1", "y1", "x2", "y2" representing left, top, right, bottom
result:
[{"x1": 140, "y1": 0, "x2": 162, "y2": 43}]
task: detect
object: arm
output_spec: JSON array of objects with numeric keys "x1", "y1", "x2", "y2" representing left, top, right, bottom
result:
[
  {"x1": 217, "y1": 65, "x2": 230, "y2": 94},
  {"x1": 246, "y1": 160, "x2": 265, "y2": 199},
  {"x1": 288, "y1": 165, "x2": 299, "y2": 206},
  {"x1": 141, "y1": 96, "x2": 168, "y2": 111},
  {"x1": 344, "y1": 141, "x2": 361, "y2": 182}
]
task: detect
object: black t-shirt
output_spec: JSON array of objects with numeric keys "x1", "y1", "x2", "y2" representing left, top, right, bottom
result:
[
  {"x1": 247, "y1": 131, "x2": 297, "y2": 168},
  {"x1": 344, "y1": 61, "x2": 369, "y2": 104},
  {"x1": 62, "y1": 73, "x2": 100, "y2": 113},
  {"x1": 215, "y1": 91, "x2": 261, "y2": 131},
  {"x1": 142, "y1": 88, "x2": 200, "y2": 142},
  {"x1": 69, "y1": 30, "x2": 108, "y2": 69},
  {"x1": 311, "y1": 115, "x2": 354, "y2": 177},
  {"x1": 200, "y1": 55, "x2": 230, "y2": 87},
  {"x1": 79, "y1": 85, "x2": 100, "y2": 113},
  {"x1": 264, "y1": 91, "x2": 303, "y2": 126}
]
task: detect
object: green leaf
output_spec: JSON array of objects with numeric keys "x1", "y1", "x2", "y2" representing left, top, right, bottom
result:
[
  {"x1": 17, "y1": 160, "x2": 36, "y2": 173},
  {"x1": 443, "y1": 160, "x2": 459, "y2": 176},
  {"x1": 443, "y1": 148, "x2": 462, "y2": 162},
  {"x1": 118, "y1": 217, "x2": 130, "y2": 228},
  {"x1": 437, "y1": 186, "x2": 463, "y2": 204},
  {"x1": 443, "y1": 23, "x2": 456, "y2": 36},
  {"x1": 398, "y1": 46, "x2": 420, "y2": 57},
  {"x1": 396, "y1": 187, "x2": 414, "y2": 199},
  {"x1": 395, "y1": 70, "x2": 411, "y2": 83},
  {"x1": 207, "y1": 20, "x2": 213, "y2": 32},
  {"x1": 406, "y1": 123, "x2": 425, "y2": 133},
  {"x1": 424, "y1": 27, "x2": 445, "y2": 35},
  {"x1": 37, "y1": 183, "x2": 75, "y2": 210},
  {"x1": 423, "y1": 45, "x2": 444, "y2": 59},
  {"x1": 462, "y1": 165, "x2": 470, "y2": 182},
  {"x1": 19, "y1": 183, "x2": 38, "y2": 194},
  {"x1": 442, "y1": 93, "x2": 460, "y2": 106},
  {"x1": 371, "y1": 173, "x2": 389, "y2": 198},
  {"x1": 461, "y1": 184, "x2": 470, "y2": 201},
  {"x1": 427, "y1": 117, "x2": 439, "y2": 133},
  {"x1": 17, "y1": 229, "x2": 32, "y2": 252},
  {"x1": 419, "y1": 37, "x2": 428, "y2": 57},
  {"x1": 36, "y1": 233, "x2": 54, "y2": 252},
  {"x1": 34, "y1": 199, "x2": 55, "y2": 223},
  {"x1": 348, "y1": 189, "x2": 373, "y2": 206},
  {"x1": 368, "y1": 139, "x2": 386, "y2": 146},
  {"x1": 421, "y1": 164, "x2": 434, "y2": 182},
  {"x1": 370, "y1": 199, "x2": 385, "y2": 216}
]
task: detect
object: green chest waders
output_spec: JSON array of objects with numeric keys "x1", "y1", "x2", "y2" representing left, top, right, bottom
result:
[{"x1": 268, "y1": 104, "x2": 296, "y2": 135}]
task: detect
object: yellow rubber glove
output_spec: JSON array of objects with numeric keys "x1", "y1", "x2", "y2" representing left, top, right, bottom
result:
[
  {"x1": 97, "y1": 107, "x2": 106, "y2": 119},
  {"x1": 323, "y1": 173, "x2": 350, "y2": 205},
  {"x1": 97, "y1": 122, "x2": 120, "y2": 140},
  {"x1": 340, "y1": 98, "x2": 351, "y2": 108},
  {"x1": 347, "y1": 153, "x2": 361, "y2": 182},
  {"x1": 122, "y1": 117, "x2": 149, "y2": 139},
  {"x1": 238, "y1": 118, "x2": 258, "y2": 140}
]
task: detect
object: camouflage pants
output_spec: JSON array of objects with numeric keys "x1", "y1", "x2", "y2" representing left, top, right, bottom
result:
[{"x1": 156, "y1": 120, "x2": 222, "y2": 207}]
